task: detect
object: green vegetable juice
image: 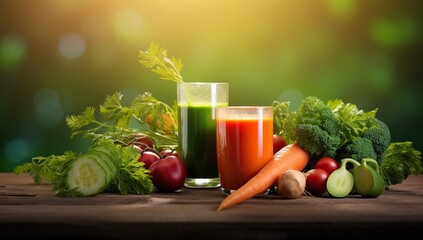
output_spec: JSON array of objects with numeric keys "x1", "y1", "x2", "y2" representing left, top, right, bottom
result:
[{"x1": 177, "y1": 104, "x2": 226, "y2": 181}]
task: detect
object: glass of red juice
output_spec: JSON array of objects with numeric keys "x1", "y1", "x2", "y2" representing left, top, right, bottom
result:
[
  {"x1": 216, "y1": 106, "x2": 273, "y2": 195},
  {"x1": 177, "y1": 82, "x2": 229, "y2": 188}
]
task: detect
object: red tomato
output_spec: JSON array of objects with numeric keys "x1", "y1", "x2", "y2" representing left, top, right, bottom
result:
[
  {"x1": 315, "y1": 157, "x2": 340, "y2": 175},
  {"x1": 305, "y1": 168, "x2": 329, "y2": 197}
]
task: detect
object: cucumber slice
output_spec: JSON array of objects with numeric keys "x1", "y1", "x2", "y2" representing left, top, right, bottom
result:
[
  {"x1": 66, "y1": 156, "x2": 107, "y2": 196},
  {"x1": 93, "y1": 146, "x2": 121, "y2": 171},
  {"x1": 327, "y1": 158, "x2": 360, "y2": 198},
  {"x1": 89, "y1": 151, "x2": 115, "y2": 184},
  {"x1": 51, "y1": 142, "x2": 124, "y2": 197},
  {"x1": 89, "y1": 143, "x2": 121, "y2": 183}
]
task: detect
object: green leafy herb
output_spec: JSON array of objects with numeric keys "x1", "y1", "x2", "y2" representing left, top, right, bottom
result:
[
  {"x1": 138, "y1": 42, "x2": 184, "y2": 83},
  {"x1": 380, "y1": 141, "x2": 422, "y2": 187},
  {"x1": 14, "y1": 151, "x2": 77, "y2": 185},
  {"x1": 327, "y1": 99, "x2": 378, "y2": 145},
  {"x1": 272, "y1": 100, "x2": 290, "y2": 136},
  {"x1": 14, "y1": 91, "x2": 177, "y2": 196},
  {"x1": 108, "y1": 146, "x2": 156, "y2": 195},
  {"x1": 66, "y1": 91, "x2": 178, "y2": 146}
]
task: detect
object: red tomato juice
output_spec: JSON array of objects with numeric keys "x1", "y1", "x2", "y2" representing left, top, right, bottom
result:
[{"x1": 216, "y1": 117, "x2": 273, "y2": 191}]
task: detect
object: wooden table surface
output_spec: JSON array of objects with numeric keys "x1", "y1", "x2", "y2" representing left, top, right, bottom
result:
[{"x1": 1, "y1": 172, "x2": 422, "y2": 239}]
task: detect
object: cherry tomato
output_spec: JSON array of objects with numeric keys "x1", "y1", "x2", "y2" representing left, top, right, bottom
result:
[
  {"x1": 305, "y1": 168, "x2": 329, "y2": 197},
  {"x1": 315, "y1": 157, "x2": 340, "y2": 175},
  {"x1": 273, "y1": 134, "x2": 287, "y2": 154}
]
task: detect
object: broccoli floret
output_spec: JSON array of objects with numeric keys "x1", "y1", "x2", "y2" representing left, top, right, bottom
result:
[
  {"x1": 337, "y1": 137, "x2": 377, "y2": 163},
  {"x1": 336, "y1": 118, "x2": 391, "y2": 165},
  {"x1": 362, "y1": 118, "x2": 391, "y2": 164},
  {"x1": 295, "y1": 124, "x2": 340, "y2": 159},
  {"x1": 280, "y1": 96, "x2": 341, "y2": 162}
]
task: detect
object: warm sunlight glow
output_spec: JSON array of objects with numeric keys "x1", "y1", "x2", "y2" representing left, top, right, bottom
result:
[{"x1": 59, "y1": 34, "x2": 86, "y2": 59}]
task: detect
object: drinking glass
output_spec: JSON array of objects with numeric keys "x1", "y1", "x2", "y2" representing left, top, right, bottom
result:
[
  {"x1": 177, "y1": 82, "x2": 229, "y2": 188},
  {"x1": 216, "y1": 106, "x2": 273, "y2": 195}
]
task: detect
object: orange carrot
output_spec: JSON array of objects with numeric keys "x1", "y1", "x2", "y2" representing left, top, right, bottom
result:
[{"x1": 217, "y1": 143, "x2": 310, "y2": 211}]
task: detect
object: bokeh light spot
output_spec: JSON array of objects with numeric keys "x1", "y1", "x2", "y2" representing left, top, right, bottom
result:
[
  {"x1": 370, "y1": 17, "x2": 416, "y2": 48},
  {"x1": 113, "y1": 10, "x2": 146, "y2": 44},
  {"x1": 58, "y1": 33, "x2": 86, "y2": 59},
  {"x1": 278, "y1": 89, "x2": 304, "y2": 111},
  {"x1": 5, "y1": 139, "x2": 29, "y2": 163},
  {"x1": 0, "y1": 35, "x2": 26, "y2": 69},
  {"x1": 33, "y1": 88, "x2": 64, "y2": 127}
]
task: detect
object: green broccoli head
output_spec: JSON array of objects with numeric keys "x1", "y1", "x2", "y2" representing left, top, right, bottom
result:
[
  {"x1": 336, "y1": 118, "x2": 390, "y2": 165},
  {"x1": 295, "y1": 124, "x2": 340, "y2": 161},
  {"x1": 362, "y1": 118, "x2": 391, "y2": 164},
  {"x1": 337, "y1": 137, "x2": 378, "y2": 163},
  {"x1": 281, "y1": 96, "x2": 341, "y2": 160},
  {"x1": 277, "y1": 96, "x2": 390, "y2": 168}
]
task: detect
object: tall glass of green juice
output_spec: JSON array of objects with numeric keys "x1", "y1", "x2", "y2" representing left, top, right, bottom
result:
[{"x1": 177, "y1": 82, "x2": 229, "y2": 188}]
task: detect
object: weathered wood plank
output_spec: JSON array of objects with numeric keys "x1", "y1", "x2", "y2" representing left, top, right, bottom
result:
[{"x1": 1, "y1": 173, "x2": 422, "y2": 239}]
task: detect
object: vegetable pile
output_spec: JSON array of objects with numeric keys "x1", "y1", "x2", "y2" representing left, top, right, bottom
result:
[
  {"x1": 12, "y1": 42, "x2": 422, "y2": 205},
  {"x1": 218, "y1": 96, "x2": 422, "y2": 211},
  {"x1": 273, "y1": 96, "x2": 422, "y2": 187},
  {"x1": 13, "y1": 92, "x2": 183, "y2": 196}
]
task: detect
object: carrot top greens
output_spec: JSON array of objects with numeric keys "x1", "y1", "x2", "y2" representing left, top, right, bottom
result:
[
  {"x1": 138, "y1": 42, "x2": 184, "y2": 83},
  {"x1": 66, "y1": 91, "x2": 178, "y2": 146}
]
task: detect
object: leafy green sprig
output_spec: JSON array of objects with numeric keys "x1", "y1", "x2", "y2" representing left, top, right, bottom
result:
[
  {"x1": 14, "y1": 151, "x2": 78, "y2": 185},
  {"x1": 138, "y1": 42, "x2": 184, "y2": 83},
  {"x1": 66, "y1": 91, "x2": 178, "y2": 146},
  {"x1": 327, "y1": 99, "x2": 378, "y2": 146},
  {"x1": 381, "y1": 141, "x2": 422, "y2": 187},
  {"x1": 108, "y1": 145, "x2": 156, "y2": 195}
]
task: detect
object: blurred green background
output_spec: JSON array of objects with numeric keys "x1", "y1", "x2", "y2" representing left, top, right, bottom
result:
[{"x1": 0, "y1": 0, "x2": 422, "y2": 172}]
